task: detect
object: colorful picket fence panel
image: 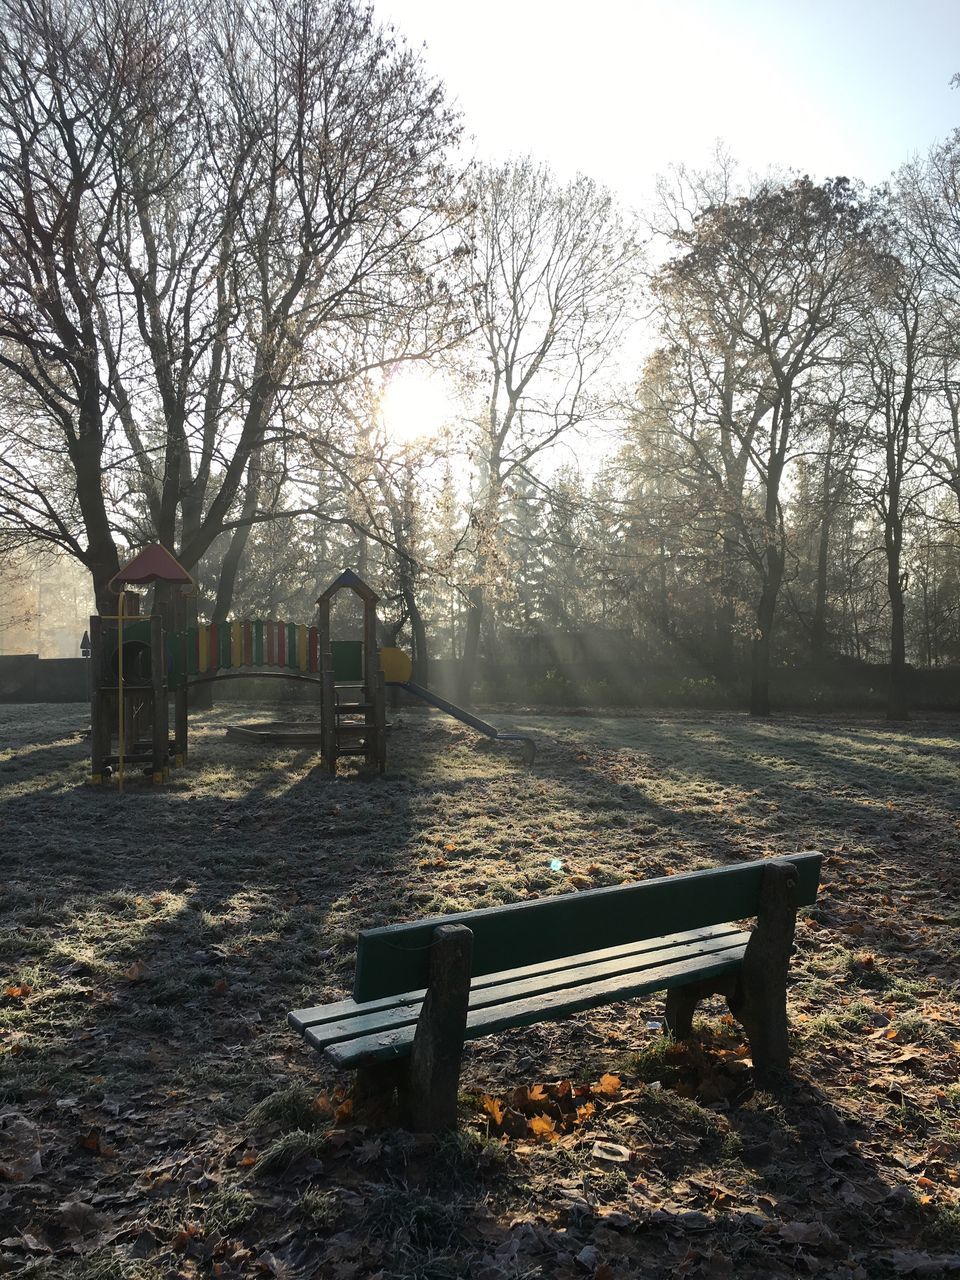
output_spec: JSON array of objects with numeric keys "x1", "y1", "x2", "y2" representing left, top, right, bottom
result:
[
  {"x1": 173, "y1": 620, "x2": 322, "y2": 677},
  {"x1": 169, "y1": 621, "x2": 366, "y2": 684}
]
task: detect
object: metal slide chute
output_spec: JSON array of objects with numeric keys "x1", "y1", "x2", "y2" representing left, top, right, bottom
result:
[{"x1": 388, "y1": 679, "x2": 536, "y2": 763}]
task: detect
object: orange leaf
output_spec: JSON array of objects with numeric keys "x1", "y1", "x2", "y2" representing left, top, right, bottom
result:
[
  {"x1": 174, "y1": 1223, "x2": 200, "y2": 1250},
  {"x1": 3, "y1": 983, "x2": 32, "y2": 999},
  {"x1": 480, "y1": 1094, "x2": 504, "y2": 1126},
  {"x1": 917, "y1": 1176, "x2": 936, "y2": 1189},
  {"x1": 576, "y1": 1101, "x2": 597, "y2": 1124},
  {"x1": 238, "y1": 1152, "x2": 258, "y2": 1167},
  {"x1": 122, "y1": 960, "x2": 145, "y2": 982},
  {"x1": 527, "y1": 1113, "x2": 558, "y2": 1140},
  {"x1": 528, "y1": 1083, "x2": 549, "y2": 1103},
  {"x1": 334, "y1": 1099, "x2": 353, "y2": 1122},
  {"x1": 594, "y1": 1073, "x2": 621, "y2": 1097},
  {"x1": 885, "y1": 1027, "x2": 899, "y2": 1041}
]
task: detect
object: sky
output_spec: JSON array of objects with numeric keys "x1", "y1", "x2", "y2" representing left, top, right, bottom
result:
[{"x1": 377, "y1": 0, "x2": 960, "y2": 208}]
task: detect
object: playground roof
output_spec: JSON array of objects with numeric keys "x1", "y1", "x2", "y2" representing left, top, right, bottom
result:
[
  {"x1": 317, "y1": 569, "x2": 379, "y2": 603},
  {"x1": 111, "y1": 544, "x2": 194, "y2": 587}
]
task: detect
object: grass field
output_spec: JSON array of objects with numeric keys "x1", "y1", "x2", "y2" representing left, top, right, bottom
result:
[{"x1": 2, "y1": 702, "x2": 960, "y2": 1279}]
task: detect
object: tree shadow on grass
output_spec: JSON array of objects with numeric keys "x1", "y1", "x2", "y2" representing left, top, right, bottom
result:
[{"x1": 528, "y1": 713, "x2": 960, "y2": 864}]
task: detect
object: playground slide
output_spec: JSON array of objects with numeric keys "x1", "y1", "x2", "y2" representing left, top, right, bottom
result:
[{"x1": 388, "y1": 680, "x2": 536, "y2": 763}]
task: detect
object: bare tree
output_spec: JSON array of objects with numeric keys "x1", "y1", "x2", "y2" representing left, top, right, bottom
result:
[
  {"x1": 0, "y1": 0, "x2": 464, "y2": 612},
  {"x1": 455, "y1": 158, "x2": 642, "y2": 699}
]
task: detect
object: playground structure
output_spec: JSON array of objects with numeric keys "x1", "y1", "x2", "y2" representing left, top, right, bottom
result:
[
  {"x1": 89, "y1": 546, "x2": 192, "y2": 788},
  {"x1": 89, "y1": 555, "x2": 535, "y2": 784}
]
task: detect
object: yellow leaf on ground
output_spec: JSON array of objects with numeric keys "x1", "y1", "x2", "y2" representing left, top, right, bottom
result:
[
  {"x1": 528, "y1": 1113, "x2": 558, "y2": 1140},
  {"x1": 595, "y1": 1073, "x2": 621, "y2": 1097},
  {"x1": 480, "y1": 1094, "x2": 504, "y2": 1126}
]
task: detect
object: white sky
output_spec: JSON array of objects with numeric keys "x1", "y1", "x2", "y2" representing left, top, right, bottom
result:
[{"x1": 378, "y1": 0, "x2": 960, "y2": 207}]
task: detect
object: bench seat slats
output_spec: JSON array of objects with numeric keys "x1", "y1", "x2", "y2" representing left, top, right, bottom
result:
[
  {"x1": 300, "y1": 930, "x2": 749, "y2": 1061},
  {"x1": 288, "y1": 923, "x2": 747, "y2": 1034},
  {"x1": 319, "y1": 945, "x2": 748, "y2": 1067},
  {"x1": 305, "y1": 928, "x2": 748, "y2": 1051}
]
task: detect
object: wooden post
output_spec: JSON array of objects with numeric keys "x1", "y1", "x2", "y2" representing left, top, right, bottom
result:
[
  {"x1": 150, "y1": 614, "x2": 167, "y2": 783},
  {"x1": 727, "y1": 861, "x2": 799, "y2": 1079},
  {"x1": 174, "y1": 685, "x2": 188, "y2": 766},
  {"x1": 89, "y1": 615, "x2": 105, "y2": 783},
  {"x1": 403, "y1": 924, "x2": 473, "y2": 1132},
  {"x1": 317, "y1": 597, "x2": 336, "y2": 775},
  {"x1": 369, "y1": 669, "x2": 386, "y2": 773},
  {"x1": 322, "y1": 664, "x2": 336, "y2": 775}
]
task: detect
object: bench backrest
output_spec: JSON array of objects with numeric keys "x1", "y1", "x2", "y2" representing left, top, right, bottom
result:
[{"x1": 353, "y1": 852, "x2": 822, "y2": 1001}]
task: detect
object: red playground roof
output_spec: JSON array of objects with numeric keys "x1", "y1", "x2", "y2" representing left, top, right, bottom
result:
[{"x1": 111, "y1": 544, "x2": 194, "y2": 587}]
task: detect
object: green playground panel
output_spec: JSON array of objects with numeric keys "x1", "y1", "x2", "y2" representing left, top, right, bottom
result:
[{"x1": 331, "y1": 640, "x2": 363, "y2": 681}]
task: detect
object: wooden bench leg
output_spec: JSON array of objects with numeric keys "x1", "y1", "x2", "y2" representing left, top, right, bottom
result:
[
  {"x1": 664, "y1": 985, "x2": 700, "y2": 1039},
  {"x1": 665, "y1": 975, "x2": 738, "y2": 1040},
  {"x1": 727, "y1": 861, "x2": 799, "y2": 1081},
  {"x1": 402, "y1": 924, "x2": 473, "y2": 1133}
]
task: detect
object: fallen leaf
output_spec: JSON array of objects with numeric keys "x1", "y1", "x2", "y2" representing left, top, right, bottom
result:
[
  {"x1": 0, "y1": 1149, "x2": 42, "y2": 1183},
  {"x1": 592, "y1": 1141, "x2": 631, "y2": 1164},
  {"x1": 481, "y1": 1095, "x2": 504, "y2": 1126},
  {"x1": 174, "y1": 1222, "x2": 201, "y2": 1250},
  {"x1": 594, "y1": 1073, "x2": 621, "y2": 1098},
  {"x1": 528, "y1": 1114, "x2": 558, "y2": 1140},
  {"x1": 779, "y1": 1220, "x2": 834, "y2": 1245}
]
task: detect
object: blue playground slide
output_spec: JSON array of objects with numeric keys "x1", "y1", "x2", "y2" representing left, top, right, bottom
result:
[{"x1": 387, "y1": 680, "x2": 536, "y2": 763}]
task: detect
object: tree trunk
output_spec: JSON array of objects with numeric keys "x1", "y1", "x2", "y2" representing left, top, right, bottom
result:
[
  {"x1": 714, "y1": 531, "x2": 739, "y2": 675},
  {"x1": 750, "y1": 561, "x2": 781, "y2": 717},
  {"x1": 810, "y1": 428, "x2": 837, "y2": 662},
  {"x1": 458, "y1": 584, "x2": 484, "y2": 704},
  {"x1": 72, "y1": 421, "x2": 120, "y2": 615},
  {"x1": 810, "y1": 511, "x2": 832, "y2": 662},
  {"x1": 886, "y1": 546, "x2": 909, "y2": 721},
  {"x1": 211, "y1": 450, "x2": 262, "y2": 625},
  {"x1": 407, "y1": 589, "x2": 430, "y2": 686}
]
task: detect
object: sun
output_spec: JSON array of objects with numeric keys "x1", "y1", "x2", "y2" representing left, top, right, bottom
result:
[{"x1": 378, "y1": 366, "x2": 456, "y2": 445}]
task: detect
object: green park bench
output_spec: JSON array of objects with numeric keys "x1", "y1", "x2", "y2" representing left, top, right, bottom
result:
[{"x1": 288, "y1": 852, "x2": 823, "y2": 1131}]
